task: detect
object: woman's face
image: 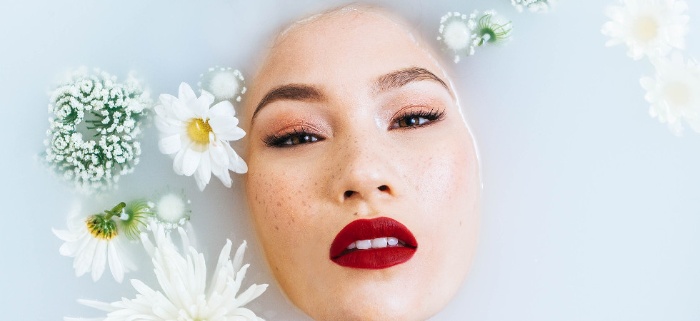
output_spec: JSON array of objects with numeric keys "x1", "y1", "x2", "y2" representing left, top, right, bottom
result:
[{"x1": 243, "y1": 9, "x2": 480, "y2": 321}]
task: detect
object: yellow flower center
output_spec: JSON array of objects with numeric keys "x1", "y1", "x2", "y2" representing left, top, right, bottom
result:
[
  {"x1": 187, "y1": 118, "x2": 212, "y2": 145},
  {"x1": 633, "y1": 15, "x2": 659, "y2": 42},
  {"x1": 664, "y1": 81, "x2": 691, "y2": 108},
  {"x1": 86, "y1": 215, "x2": 118, "y2": 240}
]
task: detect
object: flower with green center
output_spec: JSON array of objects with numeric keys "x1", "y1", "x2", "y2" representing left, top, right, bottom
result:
[
  {"x1": 641, "y1": 53, "x2": 700, "y2": 135},
  {"x1": 602, "y1": 0, "x2": 689, "y2": 60},
  {"x1": 53, "y1": 201, "x2": 135, "y2": 282},
  {"x1": 119, "y1": 199, "x2": 154, "y2": 240},
  {"x1": 155, "y1": 83, "x2": 248, "y2": 191},
  {"x1": 438, "y1": 10, "x2": 512, "y2": 63},
  {"x1": 474, "y1": 11, "x2": 512, "y2": 46}
]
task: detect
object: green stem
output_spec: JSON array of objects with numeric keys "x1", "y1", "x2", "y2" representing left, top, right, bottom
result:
[{"x1": 104, "y1": 202, "x2": 126, "y2": 220}]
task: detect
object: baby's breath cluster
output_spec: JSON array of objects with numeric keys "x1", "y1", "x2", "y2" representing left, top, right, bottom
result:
[
  {"x1": 44, "y1": 69, "x2": 151, "y2": 193},
  {"x1": 511, "y1": 0, "x2": 557, "y2": 13}
]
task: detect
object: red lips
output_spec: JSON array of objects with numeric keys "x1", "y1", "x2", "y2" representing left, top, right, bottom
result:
[{"x1": 330, "y1": 217, "x2": 417, "y2": 269}]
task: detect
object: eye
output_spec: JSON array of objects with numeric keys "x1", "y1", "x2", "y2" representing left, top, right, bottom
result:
[
  {"x1": 263, "y1": 128, "x2": 324, "y2": 148},
  {"x1": 390, "y1": 108, "x2": 445, "y2": 129}
]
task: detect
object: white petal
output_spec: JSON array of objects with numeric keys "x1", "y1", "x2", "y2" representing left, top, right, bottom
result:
[
  {"x1": 90, "y1": 241, "x2": 107, "y2": 281},
  {"x1": 108, "y1": 242, "x2": 125, "y2": 283},
  {"x1": 225, "y1": 143, "x2": 248, "y2": 173},
  {"x1": 178, "y1": 82, "x2": 197, "y2": 101},
  {"x1": 195, "y1": 152, "x2": 212, "y2": 191},
  {"x1": 181, "y1": 147, "x2": 203, "y2": 176},
  {"x1": 172, "y1": 148, "x2": 187, "y2": 175},
  {"x1": 159, "y1": 135, "x2": 182, "y2": 155},
  {"x1": 209, "y1": 100, "x2": 236, "y2": 117}
]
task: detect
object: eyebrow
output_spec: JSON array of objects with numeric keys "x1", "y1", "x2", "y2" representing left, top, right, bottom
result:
[
  {"x1": 252, "y1": 84, "x2": 324, "y2": 121},
  {"x1": 251, "y1": 67, "x2": 451, "y2": 122},
  {"x1": 374, "y1": 67, "x2": 450, "y2": 95}
]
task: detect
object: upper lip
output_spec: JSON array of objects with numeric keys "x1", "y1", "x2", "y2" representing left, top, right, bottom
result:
[{"x1": 329, "y1": 217, "x2": 418, "y2": 259}]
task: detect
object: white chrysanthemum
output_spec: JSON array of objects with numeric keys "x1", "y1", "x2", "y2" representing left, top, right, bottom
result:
[
  {"x1": 155, "y1": 83, "x2": 248, "y2": 191},
  {"x1": 199, "y1": 66, "x2": 246, "y2": 103},
  {"x1": 53, "y1": 202, "x2": 135, "y2": 283},
  {"x1": 66, "y1": 227, "x2": 268, "y2": 321},
  {"x1": 602, "y1": 0, "x2": 689, "y2": 60},
  {"x1": 641, "y1": 53, "x2": 700, "y2": 135}
]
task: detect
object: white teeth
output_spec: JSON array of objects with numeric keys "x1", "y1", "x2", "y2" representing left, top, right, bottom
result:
[
  {"x1": 356, "y1": 240, "x2": 372, "y2": 250},
  {"x1": 371, "y1": 237, "x2": 388, "y2": 248},
  {"x1": 347, "y1": 237, "x2": 402, "y2": 250}
]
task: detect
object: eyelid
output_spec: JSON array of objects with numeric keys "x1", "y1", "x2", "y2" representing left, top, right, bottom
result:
[
  {"x1": 389, "y1": 105, "x2": 446, "y2": 129},
  {"x1": 261, "y1": 123, "x2": 327, "y2": 147}
]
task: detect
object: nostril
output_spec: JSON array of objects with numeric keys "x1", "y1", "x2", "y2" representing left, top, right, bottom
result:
[
  {"x1": 378, "y1": 185, "x2": 389, "y2": 192},
  {"x1": 344, "y1": 190, "x2": 355, "y2": 199}
]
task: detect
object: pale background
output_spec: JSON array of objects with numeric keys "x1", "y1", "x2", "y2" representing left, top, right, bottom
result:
[{"x1": 1, "y1": 0, "x2": 699, "y2": 320}]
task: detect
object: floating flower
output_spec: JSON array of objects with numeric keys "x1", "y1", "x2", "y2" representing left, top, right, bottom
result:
[
  {"x1": 66, "y1": 227, "x2": 268, "y2": 321},
  {"x1": 438, "y1": 11, "x2": 477, "y2": 63},
  {"x1": 438, "y1": 11, "x2": 512, "y2": 63},
  {"x1": 155, "y1": 83, "x2": 248, "y2": 191},
  {"x1": 119, "y1": 199, "x2": 153, "y2": 240},
  {"x1": 602, "y1": 0, "x2": 689, "y2": 60},
  {"x1": 53, "y1": 202, "x2": 136, "y2": 283},
  {"x1": 641, "y1": 53, "x2": 700, "y2": 135},
  {"x1": 43, "y1": 68, "x2": 151, "y2": 193},
  {"x1": 151, "y1": 191, "x2": 191, "y2": 230},
  {"x1": 473, "y1": 10, "x2": 513, "y2": 47},
  {"x1": 511, "y1": 0, "x2": 557, "y2": 13},
  {"x1": 199, "y1": 66, "x2": 247, "y2": 103}
]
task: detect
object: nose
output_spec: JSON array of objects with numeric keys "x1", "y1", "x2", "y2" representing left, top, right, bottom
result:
[{"x1": 332, "y1": 136, "x2": 398, "y2": 203}]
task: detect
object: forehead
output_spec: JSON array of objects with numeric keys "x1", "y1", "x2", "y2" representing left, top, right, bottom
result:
[{"x1": 244, "y1": 8, "x2": 449, "y2": 117}]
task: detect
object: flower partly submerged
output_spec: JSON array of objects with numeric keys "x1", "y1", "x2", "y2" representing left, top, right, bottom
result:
[
  {"x1": 641, "y1": 53, "x2": 700, "y2": 135},
  {"x1": 511, "y1": 0, "x2": 557, "y2": 13},
  {"x1": 199, "y1": 66, "x2": 247, "y2": 103},
  {"x1": 152, "y1": 191, "x2": 191, "y2": 230},
  {"x1": 438, "y1": 10, "x2": 512, "y2": 63},
  {"x1": 156, "y1": 83, "x2": 248, "y2": 191},
  {"x1": 602, "y1": 0, "x2": 689, "y2": 60},
  {"x1": 53, "y1": 202, "x2": 135, "y2": 282},
  {"x1": 66, "y1": 227, "x2": 268, "y2": 321}
]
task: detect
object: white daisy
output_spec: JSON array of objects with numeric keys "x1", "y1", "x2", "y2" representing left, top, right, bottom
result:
[
  {"x1": 602, "y1": 0, "x2": 689, "y2": 60},
  {"x1": 66, "y1": 227, "x2": 268, "y2": 321},
  {"x1": 155, "y1": 83, "x2": 248, "y2": 191},
  {"x1": 53, "y1": 202, "x2": 135, "y2": 283},
  {"x1": 641, "y1": 53, "x2": 700, "y2": 135}
]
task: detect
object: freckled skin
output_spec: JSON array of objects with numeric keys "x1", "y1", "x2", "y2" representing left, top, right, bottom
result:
[{"x1": 242, "y1": 7, "x2": 480, "y2": 321}]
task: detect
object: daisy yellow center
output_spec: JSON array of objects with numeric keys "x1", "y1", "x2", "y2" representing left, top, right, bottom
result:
[
  {"x1": 664, "y1": 81, "x2": 691, "y2": 108},
  {"x1": 187, "y1": 118, "x2": 212, "y2": 145},
  {"x1": 86, "y1": 215, "x2": 118, "y2": 240},
  {"x1": 632, "y1": 15, "x2": 659, "y2": 42}
]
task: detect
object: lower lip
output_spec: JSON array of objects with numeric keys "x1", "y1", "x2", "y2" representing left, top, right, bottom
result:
[{"x1": 332, "y1": 247, "x2": 416, "y2": 269}]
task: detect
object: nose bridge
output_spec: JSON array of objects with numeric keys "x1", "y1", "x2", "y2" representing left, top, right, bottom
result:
[{"x1": 332, "y1": 124, "x2": 396, "y2": 202}]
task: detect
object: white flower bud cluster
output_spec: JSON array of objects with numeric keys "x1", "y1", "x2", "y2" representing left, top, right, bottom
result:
[
  {"x1": 43, "y1": 69, "x2": 151, "y2": 193},
  {"x1": 511, "y1": 0, "x2": 557, "y2": 13}
]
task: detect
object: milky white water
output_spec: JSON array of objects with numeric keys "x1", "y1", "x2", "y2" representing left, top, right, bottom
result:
[{"x1": 1, "y1": 0, "x2": 699, "y2": 320}]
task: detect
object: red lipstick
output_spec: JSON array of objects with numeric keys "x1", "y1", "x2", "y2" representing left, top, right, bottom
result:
[{"x1": 330, "y1": 217, "x2": 417, "y2": 269}]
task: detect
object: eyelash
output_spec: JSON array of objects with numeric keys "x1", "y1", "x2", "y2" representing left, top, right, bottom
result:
[
  {"x1": 263, "y1": 108, "x2": 446, "y2": 148},
  {"x1": 390, "y1": 108, "x2": 445, "y2": 130},
  {"x1": 263, "y1": 126, "x2": 324, "y2": 148}
]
